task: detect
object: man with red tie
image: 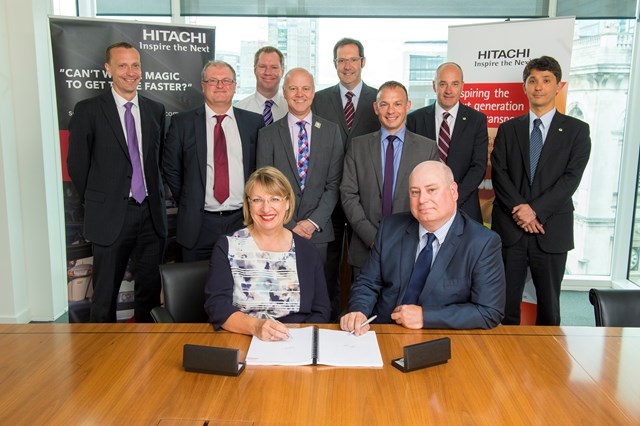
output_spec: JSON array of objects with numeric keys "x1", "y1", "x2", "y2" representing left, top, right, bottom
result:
[{"x1": 164, "y1": 60, "x2": 264, "y2": 262}]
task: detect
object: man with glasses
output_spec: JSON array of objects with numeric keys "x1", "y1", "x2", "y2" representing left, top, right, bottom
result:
[
  {"x1": 312, "y1": 38, "x2": 380, "y2": 320},
  {"x1": 236, "y1": 46, "x2": 287, "y2": 125},
  {"x1": 257, "y1": 68, "x2": 344, "y2": 263},
  {"x1": 164, "y1": 60, "x2": 264, "y2": 262}
]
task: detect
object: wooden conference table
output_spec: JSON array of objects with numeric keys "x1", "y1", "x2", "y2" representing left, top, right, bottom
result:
[{"x1": 0, "y1": 324, "x2": 638, "y2": 425}]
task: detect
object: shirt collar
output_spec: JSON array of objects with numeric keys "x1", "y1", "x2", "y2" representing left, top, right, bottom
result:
[
  {"x1": 530, "y1": 108, "x2": 556, "y2": 129},
  {"x1": 112, "y1": 88, "x2": 138, "y2": 109},
  {"x1": 255, "y1": 91, "x2": 284, "y2": 108},
  {"x1": 287, "y1": 111, "x2": 313, "y2": 127},
  {"x1": 380, "y1": 126, "x2": 407, "y2": 143},
  {"x1": 435, "y1": 101, "x2": 460, "y2": 120},
  {"x1": 339, "y1": 81, "x2": 363, "y2": 99},
  {"x1": 418, "y1": 210, "x2": 457, "y2": 245},
  {"x1": 205, "y1": 104, "x2": 235, "y2": 121}
]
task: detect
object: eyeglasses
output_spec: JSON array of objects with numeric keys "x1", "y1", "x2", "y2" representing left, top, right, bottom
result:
[
  {"x1": 333, "y1": 57, "x2": 362, "y2": 65},
  {"x1": 203, "y1": 78, "x2": 236, "y2": 86},
  {"x1": 248, "y1": 196, "x2": 287, "y2": 206}
]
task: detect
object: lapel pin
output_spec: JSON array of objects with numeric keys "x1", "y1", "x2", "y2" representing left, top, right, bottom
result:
[
  {"x1": 314, "y1": 121, "x2": 321, "y2": 129},
  {"x1": 462, "y1": 117, "x2": 467, "y2": 121},
  {"x1": 559, "y1": 128, "x2": 563, "y2": 132}
]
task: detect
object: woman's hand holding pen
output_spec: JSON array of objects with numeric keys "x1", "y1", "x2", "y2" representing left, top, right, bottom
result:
[{"x1": 254, "y1": 315, "x2": 290, "y2": 341}]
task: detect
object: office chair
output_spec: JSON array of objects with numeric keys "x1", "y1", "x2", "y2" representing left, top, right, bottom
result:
[
  {"x1": 588, "y1": 288, "x2": 640, "y2": 327},
  {"x1": 151, "y1": 260, "x2": 210, "y2": 323}
]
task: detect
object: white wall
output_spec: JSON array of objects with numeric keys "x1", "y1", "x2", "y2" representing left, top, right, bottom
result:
[{"x1": 0, "y1": 0, "x2": 68, "y2": 322}]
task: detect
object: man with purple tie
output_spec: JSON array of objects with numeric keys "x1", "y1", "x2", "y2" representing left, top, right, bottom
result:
[{"x1": 340, "y1": 81, "x2": 438, "y2": 277}]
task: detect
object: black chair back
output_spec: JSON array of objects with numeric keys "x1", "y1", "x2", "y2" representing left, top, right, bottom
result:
[
  {"x1": 151, "y1": 260, "x2": 209, "y2": 323},
  {"x1": 588, "y1": 288, "x2": 640, "y2": 327}
]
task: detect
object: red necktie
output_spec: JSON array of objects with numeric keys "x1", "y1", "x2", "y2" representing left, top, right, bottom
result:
[
  {"x1": 438, "y1": 111, "x2": 451, "y2": 163},
  {"x1": 213, "y1": 115, "x2": 229, "y2": 203},
  {"x1": 344, "y1": 91, "x2": 355, "y2": 130}
]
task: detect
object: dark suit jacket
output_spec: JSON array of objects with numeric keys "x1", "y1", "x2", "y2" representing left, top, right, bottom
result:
[
  {"x1": 204, "y1": 231, "x2": 331, "y2": 328},
  {"x1": 163, "y1": 106, "x2": 264, "y2": 249},
  {"x1": 348, "y1": 211, "x2": 505, "y2": 329},
  {"x1": 312, "y1": 83, "x2": 380, "y2": 151},
  {"x1": 490, "y1": 112, "x2": 591, "y2": 253},
  {"x1": 340, "y1": 129, "x2": 438, "y2": 267},
  {"x1": 67, "y1": 90, "x2": 167, "y2": 246},
  {"x1": 407, "y1": 103, "x2": 488, "y2": 222},
  {"x1": 256, "y1": 114, "x2": 344, "y2": 245}
]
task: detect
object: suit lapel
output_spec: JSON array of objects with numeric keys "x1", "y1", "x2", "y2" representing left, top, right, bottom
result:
[
  {"x1": 329, "y1": 85, "x2": 349, "y2": 135},
  {"x1": 420, "y1": 212, "x2": 463, "y2": 302},
  {"x1": 305, "y1": 118, "x2": 324, "y2": 186},
  {"x1": 233, "y1": 107, "x2": 251, "y2": 180},
  {"x1": 194, "y1": 106, "x2": 208, "y2": 188},
  {"x1": 397, "y1": 218, "x2": 420, "y2": 304},
  {"x1": 393, "y1": 133, "x2": 418, "y2": 208},
  {"x1": 278, "y1": 118, "x2": 300, "y2": 184},
  {"x1": 367, "y1": 131, "x2": 383, "y2": 194},
  {"x1": 424, "y1": 104, "x2": 437, "y2": 138},
  {"x1": 100, "y1": 93, "x2": 129, "y2": 158},
  {"x1": 515, "y1": 115, "x2": 531, "y2": 182},
  {"x1": 138, "y1": 97, "x2": 153, "y2": 172}
]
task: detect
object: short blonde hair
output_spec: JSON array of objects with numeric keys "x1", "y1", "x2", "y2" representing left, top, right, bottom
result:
[{"x1": 243, "y1": 166, "x2": 295, "y2": 226}]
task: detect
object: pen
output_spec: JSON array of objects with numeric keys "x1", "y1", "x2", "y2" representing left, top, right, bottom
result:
[
  {"x1": 349, "y1": 315, "x2": 377, "y2": 335},
  {"x1": 265, "y1": 313, "x2": 291, "y2": 339}
]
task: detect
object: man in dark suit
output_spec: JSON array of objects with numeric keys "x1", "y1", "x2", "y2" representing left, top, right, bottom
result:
[
  {"x1": 257, "y1": 68, "x2": 344, "y2": 262},
  {"x1": 341, "y1": 161, "x2": 505, "y2": 333},
  {"x1": 341, "y1": 81, "x2": 438, "y2": 274},
  {"x1": 68, "y1": 42, "x2": 166, "y2": 322},
  {"x1": 491, "y1": 56, "x2": 591, "y2": 326},
  {"x1": 164, "y1": 60, "x2": 264, "y2": 262},
  {"x1": 312, "y1": 38, "x2": 380, "y2": 318},
  {"x1": 406, "y1": 62, "x2": 488, "y2": 223}
]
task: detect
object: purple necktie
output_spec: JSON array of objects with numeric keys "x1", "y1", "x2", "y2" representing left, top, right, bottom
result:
[
  {"x1": 124, "y1": 102, "x2": 145, "y2": 203},
  {"x1": 263, "y1": 99, "x2": 274, "y2": 125},
  {"x1": 382, "y1": 135, "x2": 396, "y2": 216}
]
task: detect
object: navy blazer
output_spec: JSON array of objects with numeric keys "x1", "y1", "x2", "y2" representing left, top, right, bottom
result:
[
  {"x1": 163, "y1": 106, "x2": 264, "y2": 248},
  {"x1": 491, "y1": 112, "x2": 591, "y2": 253},
  {"x1": 348, "y1": 211, "x2": 505, "y2": 329},
  {"x1": 68, "y1": 90, "x2": 167, "y2": 245},
  {"x1": 204, "y1": 231, "x2": 331, "y2": 328},
  {"x1": 407, "y1": 103, "x2": 488, "y2": 223}
]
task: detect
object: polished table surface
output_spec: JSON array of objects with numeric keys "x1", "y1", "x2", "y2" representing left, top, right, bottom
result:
[{"x1": 0, "y1": 324, "x2": 638, "y2": 425}]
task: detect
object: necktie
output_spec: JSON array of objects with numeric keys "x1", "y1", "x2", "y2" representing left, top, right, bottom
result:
[
  {"x1": 263, "y1": 99, "x2": 274, "y2": 125},
  {"x1": 296, "y1": 121, "x2": 309, "y2": 190},
  {"x1": 402, "y1": 233, "x2": 437, "y2": 305},
  {"x1": 213, "y1": 115, "x2": 229, "y2": 204},
  {"x1": 124, "y1": 102, "x2": 145, "y2": 203},
  {"x1": 382, "y1": 135, "x2": 396, "y2": 217},
  {"x1": 530, "y1": 118, "x2": 543, "y2": 184},
  {"x1": 344, "y1": 91, "x2": 355, "y2": 130},
  {"x1": 438, "y1": 111, "x2": 451, "y2": 163}
]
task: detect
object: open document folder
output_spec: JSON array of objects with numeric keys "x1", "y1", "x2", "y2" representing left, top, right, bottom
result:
[{"x1": 245, "y1": 326, "x2": 383, "y2": 367}]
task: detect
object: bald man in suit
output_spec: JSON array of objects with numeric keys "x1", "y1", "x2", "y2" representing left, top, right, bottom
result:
[{"x1": 407, "y1": 62, "x2": 488, "y2": 223}]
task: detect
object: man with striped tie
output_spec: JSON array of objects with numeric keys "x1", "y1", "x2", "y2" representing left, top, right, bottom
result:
[
  {"x1": 236, "y1": 46, "x2": 288, "y2": 126},
  {"x1": 407, "y1": 62, "x2": 488, "y2": 224},
  {"x1": 257, "y1": 68, "x2": 344, "y2": 262}
]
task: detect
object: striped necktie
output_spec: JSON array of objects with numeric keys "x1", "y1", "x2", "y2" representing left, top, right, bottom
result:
[{"x1": 438, "y1": 111, "x2": 451, "y2": 163}]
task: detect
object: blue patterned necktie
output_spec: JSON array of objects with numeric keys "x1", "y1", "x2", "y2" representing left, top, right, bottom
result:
[
  {"x1": 124, "y1": 102, "x2": 145, "y2": 203},
  {"x1": 263, "y1": 99, "x2": 274, "y2": 125},
  {"x1": 402, "y1": 233, "x2": 437, "y2": 305},
  {"x1": 530, "y1": 118, "x2": 543, "y2": 184},
  {"x1": 296, "y1": 121, "x2": 309, "y2": 190}
]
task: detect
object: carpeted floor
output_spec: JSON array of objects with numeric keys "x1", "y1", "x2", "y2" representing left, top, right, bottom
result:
[{"x1": 560, "y1": 290, "x2": 595, "y2": 326}]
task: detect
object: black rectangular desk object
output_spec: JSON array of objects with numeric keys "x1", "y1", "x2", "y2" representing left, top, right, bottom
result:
[
  {"x1": 392, "y1": 337, "x2": 451, "y2": 373},
  {"x1": 183, "y1": 344, "x2": 245, "y2": 376}
]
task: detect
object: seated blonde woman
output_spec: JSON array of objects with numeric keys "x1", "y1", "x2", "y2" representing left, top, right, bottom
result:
[{"x1": 205, "y1": 166, "x2": 330, "y2": 340}]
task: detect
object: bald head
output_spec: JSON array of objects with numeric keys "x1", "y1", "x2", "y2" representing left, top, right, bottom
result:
[
  {"x1": 409, "y1": 161, "x2": 458, "y2": 231},
  {"x1": 283, "y1": 67, "x2": 315, "y2": 119}
]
